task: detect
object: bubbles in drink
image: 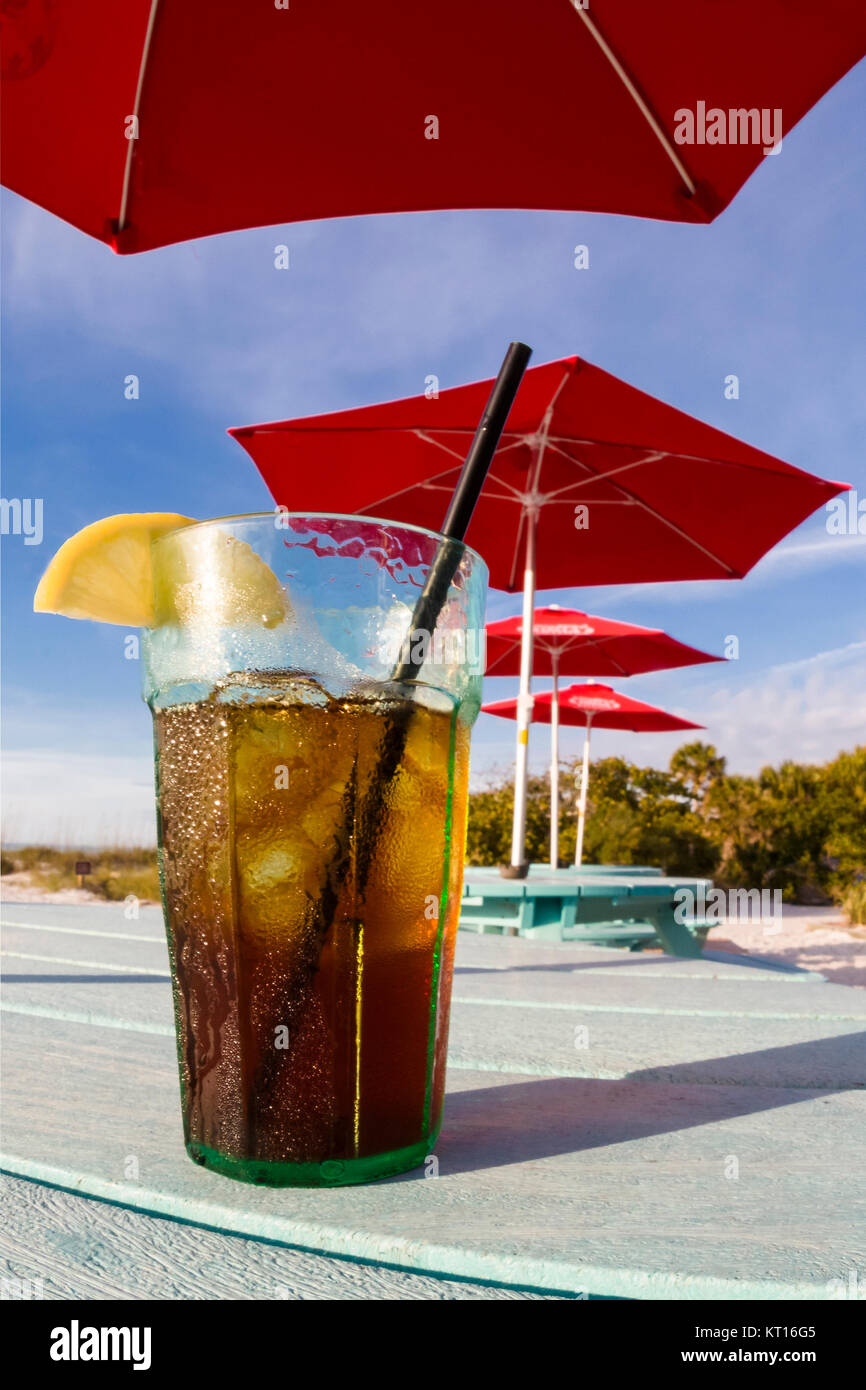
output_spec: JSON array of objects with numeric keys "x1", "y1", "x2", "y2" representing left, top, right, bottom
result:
[{"x1": 154, "y1": 672, "x2": 470, "y2": 1171}]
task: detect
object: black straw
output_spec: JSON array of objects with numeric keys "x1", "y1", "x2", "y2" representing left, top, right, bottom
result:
[
  {"x1": 254, "y1": 343, "x2": 534, "y2": 1126},
  {"x1": 392, "y1": 341, "x2": 532, "y2": 681}
]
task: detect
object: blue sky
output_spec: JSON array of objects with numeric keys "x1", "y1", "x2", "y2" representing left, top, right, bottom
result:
[{"x1": 2, "y1": 63, "x2": 865, "y2": 845}]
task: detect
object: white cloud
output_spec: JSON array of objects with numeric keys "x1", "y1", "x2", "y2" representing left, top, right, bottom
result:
[
  {"x1": 689, "y1": 640, "x2": 866, "y2": 772},
  {"x1": 2, "y1": 750, "x2": 157, "y2": 847},
  {"x1": 2, "y1": 194, "x2": 546, "y2": 423}
]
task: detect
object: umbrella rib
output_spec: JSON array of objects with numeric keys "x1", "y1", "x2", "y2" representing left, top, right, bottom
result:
[
  {"x1": 368, "y1": 477, "x2": 522, "y2": 508},
  {"x1": 518, "y1": 365, "x2": 576, "y2": 580},
  {"x1": 511, "y1": 390, "x2": 561, "y2": 590},
  {"x1": 543, "y1": 441, "x2": 740, "y2": 576},
  {"x1": 544, "y1": 431, "x2": 816, "y2": 481},
  {"x1": 411, "y1": 438, "x2": 529, "y2": 503},
  {"x1": 583, "y1": 630, "x2": 651, "y2": 662},
  {"x1": 411, "y1": 430, "x2": 466, "y2": 463},
  {"x1": 608, "y1": 496, "x2": 740, "y2": 576},
  {"x1": 543, "y1": 631, "x2": 633, "y2": 677},
  {"x1": 352, "y1": 458, "x2": 459, "y2": 515},
  {"x1": 410, "y1": 431, "x2": 543, "y2": 494},
  {"x1": 352, "y1": 452, "x2": 523, "y2": 515},
  {"x1": 503, "y1": 367, "x2": 579, "y2": 588},
  {"x1": 554, "y1": 634, "x2": 632, "y2": 677},
  {"x1": 486, "y1": 471, "x2": 532, "y2": 503},
  {"x1": 549, "y1": 632, "x2": 632, "y2": 676},
  {"x1": 543, "y1": 365, "x2": 577, "y2": 420},
  {"x1": 543, "y1": 442, "x2": 666, "y2": 498},
  {"x1": 533, "y1": 366, "x2": 575, "y2": 487},
  {"x1": 569, "y1": 2, "x2": 697, "y2": 198},
  {"x1": 583, "y1": 637, "x2": 631, "y2": 677},
  {"x1": 117, "y1": 0, "x2": 161, "y2": 233}
]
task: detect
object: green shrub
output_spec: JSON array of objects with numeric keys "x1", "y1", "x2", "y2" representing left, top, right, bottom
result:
[
  {"x1": 91, "y1": 865, "x2": 161, "y2": 903},
  {"x1": 1, "y1": 845, "x2": 160, "y2": 900},
  {"x1": 465, "y1": 744, "x2": 865, "y2": 898}
]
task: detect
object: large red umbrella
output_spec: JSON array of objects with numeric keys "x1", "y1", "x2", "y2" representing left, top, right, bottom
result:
[
  {"x1": 485, "y1": 604, "x2": 721, "y2": 865},
  {"x1": 230, "y1": 353, "x2": 846, "y2": 870},
  {"x1": 2, "y1": 2, "x2": 865, "y2": 252},
  {"x1": 483, "y1": 682, "x2": 703, "y2": 866}
]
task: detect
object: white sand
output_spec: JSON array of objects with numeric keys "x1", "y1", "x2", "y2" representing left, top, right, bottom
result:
[
  {"x1": 0, "y1": 873, "x2": 160, "y2": 908},
  {"x1": 707, "y1": 905, "x2": 866, "y2": 989},
  {"x1": 0, "y1": 872, "x2": 103, "y2": 905}
]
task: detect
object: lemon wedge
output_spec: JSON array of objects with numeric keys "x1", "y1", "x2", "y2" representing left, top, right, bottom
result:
[
  {"x1": 34, "y1": 513, "x2": 195, "y2": 626},
  {"x1": 34, "y1": 513, "x2": 290, "y2": 629}
]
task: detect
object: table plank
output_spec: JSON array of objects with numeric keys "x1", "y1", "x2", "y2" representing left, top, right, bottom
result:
[
  {"x1": 4, "y1": 956, "x2": 858, "y2": 1034},
  {"x1": 1, "y1": 925, "x2": 170, "y2": 974},
  {"x1": 1, "y1": 904, "x2": 825, "y2": 981},
  {"x1": 0, "y1": 1175, "x2": 558, "y2": 1300},
  {"x1": 447, "y1": 1003, "x2": 864, "y2": 1087},
  {"x1": 5, "y1": 956, "x2": 860, "y2": 1083},
  {"x1": 0, "y1": 904, "x2": 166, "y2": 938},
  {"x1": 4, "y1": 904, "x2": 823, "y2": 978}
]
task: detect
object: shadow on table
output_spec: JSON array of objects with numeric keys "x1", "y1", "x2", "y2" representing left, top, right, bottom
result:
[{"x1": 417, "y1": 1032, "x2": 866, "y2": 1178}]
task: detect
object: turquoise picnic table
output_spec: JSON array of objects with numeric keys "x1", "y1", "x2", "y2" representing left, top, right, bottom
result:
[
  {"x1": 2, "y1": 901, "x2": 863, "y2": 1300},
  {"x1": 460, "y1": 866, "x2": 707, "y2": 957}
]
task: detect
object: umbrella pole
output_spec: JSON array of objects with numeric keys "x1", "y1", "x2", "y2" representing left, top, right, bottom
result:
[
  {"x1": 509, "y1": 514, "x2": 537, "y2": 869},
  {"x1": 550, "y1": 657, "x2": 560, "y2": 868},
  {"x1": 574, "y1": 713, "x2": 593, "y2": 868}
]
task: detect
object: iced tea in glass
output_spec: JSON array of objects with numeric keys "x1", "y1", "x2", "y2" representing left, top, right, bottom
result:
[{"x1": 143, "y1": 513, "x2": 486, "y2": 1186}]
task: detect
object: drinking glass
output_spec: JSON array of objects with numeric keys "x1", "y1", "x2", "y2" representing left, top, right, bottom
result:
[{"x1": 142, "y1": 512, "x2": 487, "y2": 1186}]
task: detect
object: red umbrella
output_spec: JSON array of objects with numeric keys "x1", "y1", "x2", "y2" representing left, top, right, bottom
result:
[
  {"x1": 230, "y1": 353, "x2": 846, "y2": 870},
  {"x1": 2, "y1": 2, "x2": 865, "y2": 252},
  {"x1": 483, "y1": 683, "x2": 703, "y2": 865},
  {"x1": 485, "y1": 605, "x2": 721, "y2": 678},
  {"x1": 485, "y1": 604, "x2": 721, "y2": 865}
]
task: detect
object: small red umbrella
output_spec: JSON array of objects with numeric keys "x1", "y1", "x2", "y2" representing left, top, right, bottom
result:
[
  {"x1": 486, "y1": 605, "x2": 721, "y2": 676},
  {"x1": 231, "y1": 353, "x2": 845, "y2": 870},
  {"x1": 2, "y1": 2, "x2": 865, "y2": 252},
  {"x1": 483, "y1": 683, "x2": 703, "y2": 866},
  {"x1": 485, "y1": 604, "x2": 721, "y2": 865}
]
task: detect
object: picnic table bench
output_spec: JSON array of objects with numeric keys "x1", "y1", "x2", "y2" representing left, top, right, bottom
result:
[
  {"x1": 461, "y1": 867, "x2": 708, "y2": 957},
  {"x1": 2, "y1": 901, "x2": 864, "y2": 1300}
]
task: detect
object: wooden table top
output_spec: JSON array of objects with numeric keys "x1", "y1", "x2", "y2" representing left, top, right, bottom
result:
[{"x1": 2, "y1": 901, "x2": 864, "y2": 1300}]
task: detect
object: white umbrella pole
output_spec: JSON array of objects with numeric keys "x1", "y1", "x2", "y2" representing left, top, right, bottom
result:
[
  {"x1": 574, "y1": 713, "x2": 594, "y2": 868},
  {"x1": 549, "y1": 658, "x2": 560, "y2": 868},
  {"x1": 509, "y1": 514, "x2": 536, "y2": 868}
]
